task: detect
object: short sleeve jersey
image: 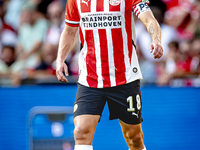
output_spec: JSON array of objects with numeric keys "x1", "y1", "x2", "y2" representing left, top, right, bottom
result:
[{"x1": 65, "y1": 0, "x2": 151, "y2": 88}]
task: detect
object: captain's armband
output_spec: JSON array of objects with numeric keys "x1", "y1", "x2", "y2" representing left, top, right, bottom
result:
[{"x1": 132, "y1": 2, "x2": 151, "y2": 18}]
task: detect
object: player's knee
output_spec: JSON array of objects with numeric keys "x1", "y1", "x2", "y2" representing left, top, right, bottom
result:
[
  {"x1": 74, "y1": 126, "x2": 89, "y2": 138},
  {"x1": 132, "y1": 133, "x2": 143, "y2": 145},
  {"x1": 74, "y1": 126, "x2": 92, "y2": 143},
  {"x1": 126, "y1": 130, "x2": 143, "y2": 147}
]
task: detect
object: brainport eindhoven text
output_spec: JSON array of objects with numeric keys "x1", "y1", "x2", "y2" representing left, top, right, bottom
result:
[{"x1": 81, "y1": 14, "x2": 122, "y2": 28}]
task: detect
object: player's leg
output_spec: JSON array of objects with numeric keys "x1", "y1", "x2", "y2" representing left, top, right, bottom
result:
[
  {"x1": 106, "y1": 80, "x2": 145, "y2": 150},
  {"x1": 119, "y1": 120, "x2": 145, "y2": 150},
  {"x1": 74, "y1": 115, "x2": 100, "y2": 150},
  {"x1": 73, "y1": 83, "x2": 106, "y2": 150}
]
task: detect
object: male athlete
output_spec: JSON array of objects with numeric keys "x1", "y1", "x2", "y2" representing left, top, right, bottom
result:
[{"x1": 56, "y1": 0, "x2": 163, "y2": 150}]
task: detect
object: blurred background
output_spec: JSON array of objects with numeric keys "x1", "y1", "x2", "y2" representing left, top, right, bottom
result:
[{"x1": 0, "y1": 0, "x2": 199, "y2": 150}]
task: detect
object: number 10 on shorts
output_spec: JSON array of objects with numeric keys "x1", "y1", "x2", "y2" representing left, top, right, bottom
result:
[{"x1": 127, "y1": 95, "x2": 141, "y2": 113}]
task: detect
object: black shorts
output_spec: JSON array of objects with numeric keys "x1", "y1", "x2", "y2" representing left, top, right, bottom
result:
[{"x1": 74, "y1": 80, "x2": 143, "y2": 125}]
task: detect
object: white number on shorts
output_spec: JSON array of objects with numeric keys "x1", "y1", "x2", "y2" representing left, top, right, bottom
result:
[
  {"x1": 127, "y1": 96, "x2": 135, "y2": 112},
  {"x1": 136, "y1": 94, "x2": 141, "y2": 110},
  {"x1": 127, "y1": 95, "x2": 141, "y2": 112}
]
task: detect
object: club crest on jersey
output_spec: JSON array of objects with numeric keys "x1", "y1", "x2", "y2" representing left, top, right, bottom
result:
[
  {"x1": 82, "y1": 0, "x2": 90, "y2": 6},
  {"x1": 110, "y1": 0, "x2": 121, "y2": 6}
]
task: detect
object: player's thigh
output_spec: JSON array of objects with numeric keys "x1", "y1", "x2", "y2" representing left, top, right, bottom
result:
[
  {"x1": 74, "y1": 115, "x2": 100, "y2": 132},
  {"x1": 74, "y1": 83, "x2": 106, "y2": 118},
  {"x1": 106, "y1": 80, "x2": 143, "y2": 124}
]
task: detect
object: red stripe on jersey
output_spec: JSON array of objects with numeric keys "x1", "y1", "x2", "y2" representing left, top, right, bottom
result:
[
  {"x1": 111, "y1": 28, "x2": 126, "y2": 86},
  {"x1": 134, "y1": 8, "x2": 139, "y2": 14},
  {"x1": 97, "y1": 0, "x2": 104, "y2": 12},
  {"x1": 132, "y1": 0, "x2": 142, "y2": 6},
  {"x1": 125, "y1": 1, "x2": 133, "y2": 64},
  {"x1": 109, "y1": 3, "x2": 121, "y2": 11},
  {"x1": 79, "y1": 27, "x2": 84, "y2": 48},
  {"x1": 98, "y1": 29, "x2": 111, "y2": 87},
  {"x1": 81, "y1": 0, "x2": 91, "y2": 13},
  {"x1": 137, "y1": 12, "x2": 140, "y2": 17},
  {"x1": 85, "y1": 30, "x2": 98, "y2": 88}
]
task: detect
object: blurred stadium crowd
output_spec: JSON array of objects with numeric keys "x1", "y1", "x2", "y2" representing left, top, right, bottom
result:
[{"x1": 0, "y1": 0, "x2": 200, "y2": 87}]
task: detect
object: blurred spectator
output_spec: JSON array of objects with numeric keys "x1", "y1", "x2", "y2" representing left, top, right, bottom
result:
[
  {"x1": 170, "y1": 39, "x2": 200, "y2": 86},
  {"x1": 33, "y1": 0, "x2": 53, "y2": 15},
  {"x1": 175, "y1": 40, "x2": 192, "y2": 74},
  {"x1": 16, "y1": 1, "x2": 49, "y2": 70},
  {"x1": 27, "y1": 43, "x2": 57, "y2": 80},
  {"x1": 0, "y1": 15, "x2": 2, "y2": 32},
  {"x1": 0, "y1": 0, "x2": 17, "y2": 55},
  {"x1": 194, "y1": 0, "x2": 200, "y2": 37},
  {"x1": 162, "y1": 0, "x2": 179, "y2": 10},
  {"x1": 158, "y1": 39, "x2": 200, "y2": 86},
  {"x1": 46, "y1": 0, "x2": 65, "y2": 45},
  {"x1": 61, "y1": 0, "x2": 67, "y2": 9},
  {"x1": 164, "y1": 0, "x2": 199, "y2": 41},
  {"x1": 190, "y1": 38, "x2": 200, "y2": 73},
  {"x1": 0, "y1": 45, "x2": 25, "y2": 86},
  {"x1": 157, "y1": 41, "x2": 179, "y2": 85},
  {"x1": 0, "y1": 0, "x2": 16, "y2": 33},
  {"x1": 4, "y1": 0, "x2": 22, "y2": 30}
]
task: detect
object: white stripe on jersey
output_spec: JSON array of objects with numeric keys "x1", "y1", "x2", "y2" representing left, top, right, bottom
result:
[
  {"x1": 91, "y1": 0, "x2": 96, "y2": 13},
  {"x1": 105, "y1": 0, "x2": 116, "y2": 86},
  {"x1": 121, "y1": 1, "x2": 131, "y2": 82},
  {"x1": 65, "y1": 19, "x2": 80, "y2": 24},
  {"x1": 107, "y1": 28, "x2": 116, "y2": 87},
  {"x1": 104, "y1": 0, "x2": 109, "y2": 12},
  {"x1": 76, "y1": 0, "x2": 81, "y2": 15},
  {"x1": 94, "y1": 29, "x2": 103, "y2": 88},
  {"x1": 91, "y1": 0, "x2": 103, "y2": 88},
  {"x1": 78, "y1": 29, "x2": 89, "y2": 87}
]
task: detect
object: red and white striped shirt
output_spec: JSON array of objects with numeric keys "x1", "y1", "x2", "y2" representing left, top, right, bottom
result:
[{"x1": 65, "y1": 0, "x2": 150, "y2": 88}]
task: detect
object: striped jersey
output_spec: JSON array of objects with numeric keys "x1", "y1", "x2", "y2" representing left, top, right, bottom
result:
[{"x1": 65, "y1": 0, "x2": 151, "y2": 88}]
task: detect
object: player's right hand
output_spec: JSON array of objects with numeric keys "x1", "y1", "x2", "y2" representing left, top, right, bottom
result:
[
  {"x1": 149, "y1": 40, "x2": 163, "y2": 59},
  {"x1": 56, "y1": 61, "x2": 69, "y2": 83}
]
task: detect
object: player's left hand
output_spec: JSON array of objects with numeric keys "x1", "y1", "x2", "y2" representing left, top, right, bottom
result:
[{"x1": 149, "y1": 40, "x2": 163, "y2": 59}]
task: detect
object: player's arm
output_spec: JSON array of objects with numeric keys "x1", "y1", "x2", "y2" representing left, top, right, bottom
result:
[
  {"x1": 139, "y1": 11, "x2": 163, "y2": 59},
  {"x1": 56, "y1": 25, "x2": 78, "y2": 82}
]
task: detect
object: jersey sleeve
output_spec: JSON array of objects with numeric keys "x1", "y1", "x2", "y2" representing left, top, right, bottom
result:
[
  {"x1": 132, "y1": 0, "x2": 142, "y2": 6},
  {"x1": 132, "y1": 0, "x2": 151, "y2": 18},
  {"x1": 65, "y1": 0, "x2": 80, "y2": 27}
]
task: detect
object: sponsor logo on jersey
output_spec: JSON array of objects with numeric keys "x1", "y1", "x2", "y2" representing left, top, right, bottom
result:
[
  {"x1": 81, "y1": 0, "x2": 90, "y2": 6},
  {"x1": 110, "y1": 0, "x2": 121, "y2": 6},
  {"x1": 82, "y1": 13, "x2": 122, "y2": 29}
]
